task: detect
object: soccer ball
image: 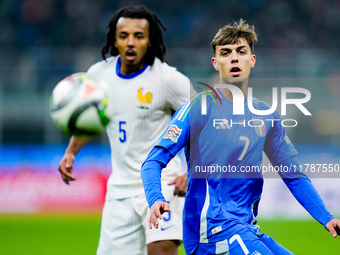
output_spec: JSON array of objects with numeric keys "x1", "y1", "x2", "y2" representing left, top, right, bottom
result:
[{"x1": 50, "y1": 72, "x2": 113, "y2": 136}]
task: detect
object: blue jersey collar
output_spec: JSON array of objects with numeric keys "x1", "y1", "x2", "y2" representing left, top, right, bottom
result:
[{"x1": 116, "y1": 57, "x2": 149, "y2": 79}]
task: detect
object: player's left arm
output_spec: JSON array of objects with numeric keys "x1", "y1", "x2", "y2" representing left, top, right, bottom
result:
[
  {"x1": 326, "y1": 219, "x2": 340, "y2": 238},
  {"x1": 277, "y1": 156, "x2": 340, "y2": 238},
  {"x1": 264, "y1": 111, "x2": 339, "y2": 238}
]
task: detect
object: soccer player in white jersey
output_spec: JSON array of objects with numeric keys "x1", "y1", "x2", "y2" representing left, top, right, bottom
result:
[
  {"x1": 142, "y1": 20, "x2": 340, "y2": 254},
  {"x1": 58, "y1": 5, "x2": 190, "y2": 255}
]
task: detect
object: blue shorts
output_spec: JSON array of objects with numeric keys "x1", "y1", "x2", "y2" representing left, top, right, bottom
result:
[{"x1": 193, "y1": 227, "x2": 294, "y2": 255}]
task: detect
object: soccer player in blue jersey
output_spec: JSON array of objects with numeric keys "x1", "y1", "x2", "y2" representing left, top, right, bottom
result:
[{"x1": 141, "y1": 20, "x2": 340, "y2": 254}]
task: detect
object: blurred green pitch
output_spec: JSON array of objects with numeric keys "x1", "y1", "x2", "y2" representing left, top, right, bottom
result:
[{"x1": 0, "y1": 214, "x2": 338, "y2": 254}]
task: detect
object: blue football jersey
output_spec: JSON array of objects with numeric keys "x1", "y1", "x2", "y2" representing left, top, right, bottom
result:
[{"x1": 155, "y1": 89, "x2": 298, "y2": 253}]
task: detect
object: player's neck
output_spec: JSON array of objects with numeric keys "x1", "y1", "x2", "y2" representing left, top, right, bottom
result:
[
  {"x1": 120, "y1": 62, "x2": 146, "y2": 75},
  {"x1": 218, "y1": 78, "x2": 248, "y2": 103}
]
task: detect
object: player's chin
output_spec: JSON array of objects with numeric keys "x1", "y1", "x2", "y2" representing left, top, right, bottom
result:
[
  {"x1": 223, "y1": 76, "x2": 246, "y2": 83},
  {"x1": 125, "y1": 59, "x2": 141, "y2": 68}
]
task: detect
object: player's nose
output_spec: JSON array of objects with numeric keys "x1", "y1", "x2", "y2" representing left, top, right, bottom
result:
[
  {"x1": 231, "y1": 51, "x2": 238, "y2": 62},
  {"x1": 127, "y1": 35, "x2": 135, "y2": 46}
]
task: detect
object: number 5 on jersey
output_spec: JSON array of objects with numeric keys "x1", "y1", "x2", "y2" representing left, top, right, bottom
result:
[{"x1": 119, "y1": 121, "x2": 126, "y2": 143}]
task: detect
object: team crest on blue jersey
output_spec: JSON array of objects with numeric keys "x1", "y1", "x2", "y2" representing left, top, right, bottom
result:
[
  {"x1": 163, "y1": 125, "x2": 182, "y2": 142},
  {"x1": 253, "y1": 118, "x2": 266, "y2": 137}
]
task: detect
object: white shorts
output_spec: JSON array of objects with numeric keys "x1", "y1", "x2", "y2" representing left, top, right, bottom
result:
[{"x1": 96, "y1": 181, "x2": 184, "y2": 255}]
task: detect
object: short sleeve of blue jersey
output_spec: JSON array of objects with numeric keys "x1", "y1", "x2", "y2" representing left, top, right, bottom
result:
[{"x1": 264, "y1": 111, "x2": 298, "y2": 166}]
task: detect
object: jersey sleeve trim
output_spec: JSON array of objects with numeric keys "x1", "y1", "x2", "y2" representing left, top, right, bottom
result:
[{"x1": 175, "y1": 94, "x2": 202, "y2": 122}]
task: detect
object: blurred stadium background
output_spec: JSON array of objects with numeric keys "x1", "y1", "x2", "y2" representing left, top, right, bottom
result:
[{"x1": 0, "y1": 0, "x2": 340, "y2": 254}]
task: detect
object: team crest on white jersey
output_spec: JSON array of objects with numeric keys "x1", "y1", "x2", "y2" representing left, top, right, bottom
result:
[
  {"x1": 163, "y1": 125, "x2": 182, "y2": 142},
  {"x1": 137, "y1": 87, "x2": 153, "y2": 119},
  {"x1": 137, "y1": 87, "x2": 153, "y2": 107}
]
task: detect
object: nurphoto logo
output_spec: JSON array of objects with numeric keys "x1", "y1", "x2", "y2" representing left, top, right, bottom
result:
[
  {"x1": 201, "y1": 84, "x2": 311, "y2": 116},
  {"x1": 195, "y1": 83, "x2": 312, "y2": 128}
]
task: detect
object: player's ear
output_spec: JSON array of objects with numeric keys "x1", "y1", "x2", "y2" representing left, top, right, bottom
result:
[
  {"x1": 212, "y1": 57, "x2": 219, "y2": 71},
  {"x1": 250, "y1": 54, "x2": 256, "y2": 68}
]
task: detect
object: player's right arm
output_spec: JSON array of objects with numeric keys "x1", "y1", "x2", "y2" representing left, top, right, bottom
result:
[
  {"x1": 141, "y1": 100, "x2": 193, "y2": 228},
  {"x1": 142, "y1": 146, "x2": 174, "y2": 229},
  {"x1": 58, "y1": 136, "x2": 91, "y2": 185},
  {"x1": 58, "y1": 61, "x2": 103, "y2": 184}
]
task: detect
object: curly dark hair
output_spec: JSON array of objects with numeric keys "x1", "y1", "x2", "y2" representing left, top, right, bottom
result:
[{"x1": 101, "y1": 5, "x2": 167, "y2": 65}]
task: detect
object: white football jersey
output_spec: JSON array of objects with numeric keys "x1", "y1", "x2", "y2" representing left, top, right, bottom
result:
[{"x1": 87, "y1": 56, "x2": 190, "y2": 199}]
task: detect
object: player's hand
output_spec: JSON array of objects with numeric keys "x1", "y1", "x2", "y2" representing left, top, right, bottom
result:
[
  {"x1": 326, "y1": 219, "x2": 340, "y2": 238},
  {"x1": 58, "y1": 152, "x2": 77, "y2": 185},
  {"x1": 168, "y1": 173, "x2": 187, "y2": 197},
  {"x1": 148, "y1": 201, "x2": 170, "y2": 229}
]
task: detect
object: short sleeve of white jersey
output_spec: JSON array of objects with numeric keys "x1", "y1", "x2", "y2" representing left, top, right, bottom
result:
[
  {"x1": 162, "y1": 64, "x2": 191, "y2": 175},
  {"x1": 87, "y1": 64, "x2": 96, "y2": 75},
  {"x1": 86, "y1": 59, "x2": 106, "y2": 76},
  {"x1": 163, "y1": 64, "x2": 191, "y2": 111}
]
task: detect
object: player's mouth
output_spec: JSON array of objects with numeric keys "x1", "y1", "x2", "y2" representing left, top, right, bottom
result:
[
  {"x1": 230, "y1": 66, "x2": 241, "y2": 76},
  {"x1": 125, "y1": 50, "x2": 137, "y2": 62}
]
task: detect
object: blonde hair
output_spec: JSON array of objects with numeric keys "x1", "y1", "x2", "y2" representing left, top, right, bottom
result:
[{"x1": 211, "y1": 19, "x2": 258, "y2": 53}]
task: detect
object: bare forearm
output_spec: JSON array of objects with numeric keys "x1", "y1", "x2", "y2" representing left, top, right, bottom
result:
[
  {"x1": 65, "y1": 136, "x2": 92, "y2": 155},
  {"x1": 58, "y1": 135, "x2": 92, "y2": 185}
]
